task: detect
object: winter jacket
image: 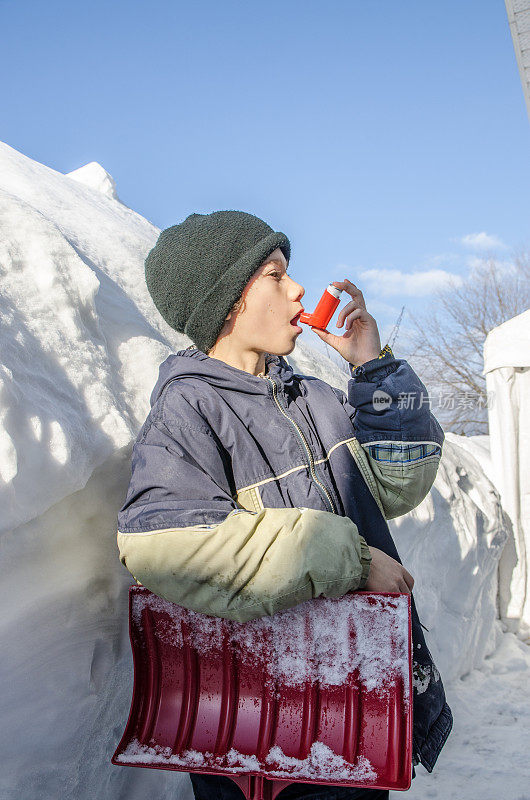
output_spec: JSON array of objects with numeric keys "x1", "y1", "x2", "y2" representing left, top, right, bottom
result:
[{"x1": 117, "y1": 344, "x2": 453, "y2": 775}]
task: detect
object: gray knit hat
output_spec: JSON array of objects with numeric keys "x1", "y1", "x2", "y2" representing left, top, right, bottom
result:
[{"x1": 144, "y1": 210, "x2": 291, "y2": 354}]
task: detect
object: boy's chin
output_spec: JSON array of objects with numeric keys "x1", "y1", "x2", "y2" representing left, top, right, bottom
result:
[{"x1": 274, "y1": 340, "x2": 298, "y2": 356}]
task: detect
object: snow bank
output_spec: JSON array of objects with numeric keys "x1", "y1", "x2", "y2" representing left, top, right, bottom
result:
[
  {"x1": 0, "y1": 447, "x2": 193, "y2": 800},
  {"x1": 444, "y1": 432, "x2": 495, "y2": 486},
  {"x1": 66, "y1": 161, "x2": 121, "y2": 202},
  {"x1": 389, "y1": 434, "x2": 509, "y2": 682},
  {"x1": 0, "y1": 141, "x2": 511, "y2": 800},
  {"x1": 0, "y1": 140, "x2": 186, "y2": 533}
]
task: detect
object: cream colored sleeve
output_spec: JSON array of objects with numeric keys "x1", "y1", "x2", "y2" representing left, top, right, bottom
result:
[{"x1": 117, "y1": 506, "x2": 372, "y2": 623}]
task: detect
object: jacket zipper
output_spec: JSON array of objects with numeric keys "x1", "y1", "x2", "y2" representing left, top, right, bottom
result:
[{"x1": 260, "y1": 374, "x2": 337, "y2": 515}]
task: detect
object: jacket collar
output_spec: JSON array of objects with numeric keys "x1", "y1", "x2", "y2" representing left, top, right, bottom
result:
[{"x1": 150, "y1": 346, "x2": 296, "y2": 407}]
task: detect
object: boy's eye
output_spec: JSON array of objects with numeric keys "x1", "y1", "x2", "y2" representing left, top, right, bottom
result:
[{"x1": 270, "y1": 272, "x2": 282, "y2": 280}]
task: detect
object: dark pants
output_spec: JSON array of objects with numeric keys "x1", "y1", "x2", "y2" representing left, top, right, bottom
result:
[{"x1": 189, "y1": 772, "x2": 391, "y2": 800}]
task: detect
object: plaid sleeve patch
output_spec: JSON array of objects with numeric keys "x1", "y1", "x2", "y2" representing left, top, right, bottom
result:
[{"x1": 363, "y1": 441, "x2": 442, "y2": 463}]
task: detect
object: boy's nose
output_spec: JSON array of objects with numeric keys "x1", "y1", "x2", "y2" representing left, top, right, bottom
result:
[{"x1": 294, "y1": 281, "x2": 305, "y2": 299}]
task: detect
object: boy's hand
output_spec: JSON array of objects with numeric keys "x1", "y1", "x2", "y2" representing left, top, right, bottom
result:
[
  {"x1": 363, "y1": 546, "x2": 415, "y2": 594},
  {"x1": 311, "y1": 278, "x2": 382, "y2": 367}
]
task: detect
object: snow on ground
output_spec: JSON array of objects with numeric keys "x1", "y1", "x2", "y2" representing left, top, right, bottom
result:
[
  {"x1": 390, "y1": 628, "x2": 530, "y2": 800},
  {"x1": 0, "y1": 140, "x2": 527, "y2": 800}
]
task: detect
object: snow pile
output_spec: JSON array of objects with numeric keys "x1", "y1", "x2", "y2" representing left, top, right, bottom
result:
[
  {"x1": 116, "y1": 738, "x2": 378, "y2": 784},
  {"x1": 389, "y1": 433, "x2": 510, "y2": 682},
  {"x1": 444, "y1": 432, "x2": 495, "y2": 487},
  {"x1": 287, "y1": 341, "x2": 351, "y2": 392},
  {"x1": 0, "y1": 140, "x2": 184, "y2": 533},
  {"x1": 264, "y1": 743, "x2": 377, "y2": 782},
  {"x1": 0, "y1": 141, "x2": 192, "y2": 800},
  {"x1": 66, "y1": 161, "x2": 121, "y2": 201},
  {"x1": 132, "y1": 589, "x2": 410, "y2": 700},
  {"x1": 0, "y1": 140, "x2": 515, "y2": 800}
]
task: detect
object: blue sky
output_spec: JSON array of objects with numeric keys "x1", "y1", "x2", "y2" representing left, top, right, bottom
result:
[{"x1": 2, "y1": 0, "x2": 529, "y2": 356}]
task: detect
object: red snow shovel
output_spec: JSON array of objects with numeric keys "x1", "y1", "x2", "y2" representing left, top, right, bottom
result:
[{"x1": 112, "y1": 586, "x2": 412, "y2": 799}]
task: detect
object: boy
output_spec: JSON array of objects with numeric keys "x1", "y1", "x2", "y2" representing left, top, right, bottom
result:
[{"x1": 117, "y1": 210, "x2": 453, "y2": 799}]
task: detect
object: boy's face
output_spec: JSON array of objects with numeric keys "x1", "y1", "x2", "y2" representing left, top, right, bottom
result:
[{"x1": 224, "y1": 247, "x2": 305, "y2": 357}]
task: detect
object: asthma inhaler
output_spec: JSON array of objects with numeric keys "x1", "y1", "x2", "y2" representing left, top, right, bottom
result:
[{"x1": 299, "y1": 284, "x2": 343, "y2": 330}]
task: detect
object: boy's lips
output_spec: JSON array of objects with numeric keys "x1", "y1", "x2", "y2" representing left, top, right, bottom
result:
[{"x1": 290, "y1": 309, "x2": 304, "y2": 325}]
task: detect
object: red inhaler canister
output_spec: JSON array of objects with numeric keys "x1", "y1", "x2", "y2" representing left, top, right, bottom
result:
[{"x1": 299, "y1": 284, "x2": 343, "y2": 330}]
